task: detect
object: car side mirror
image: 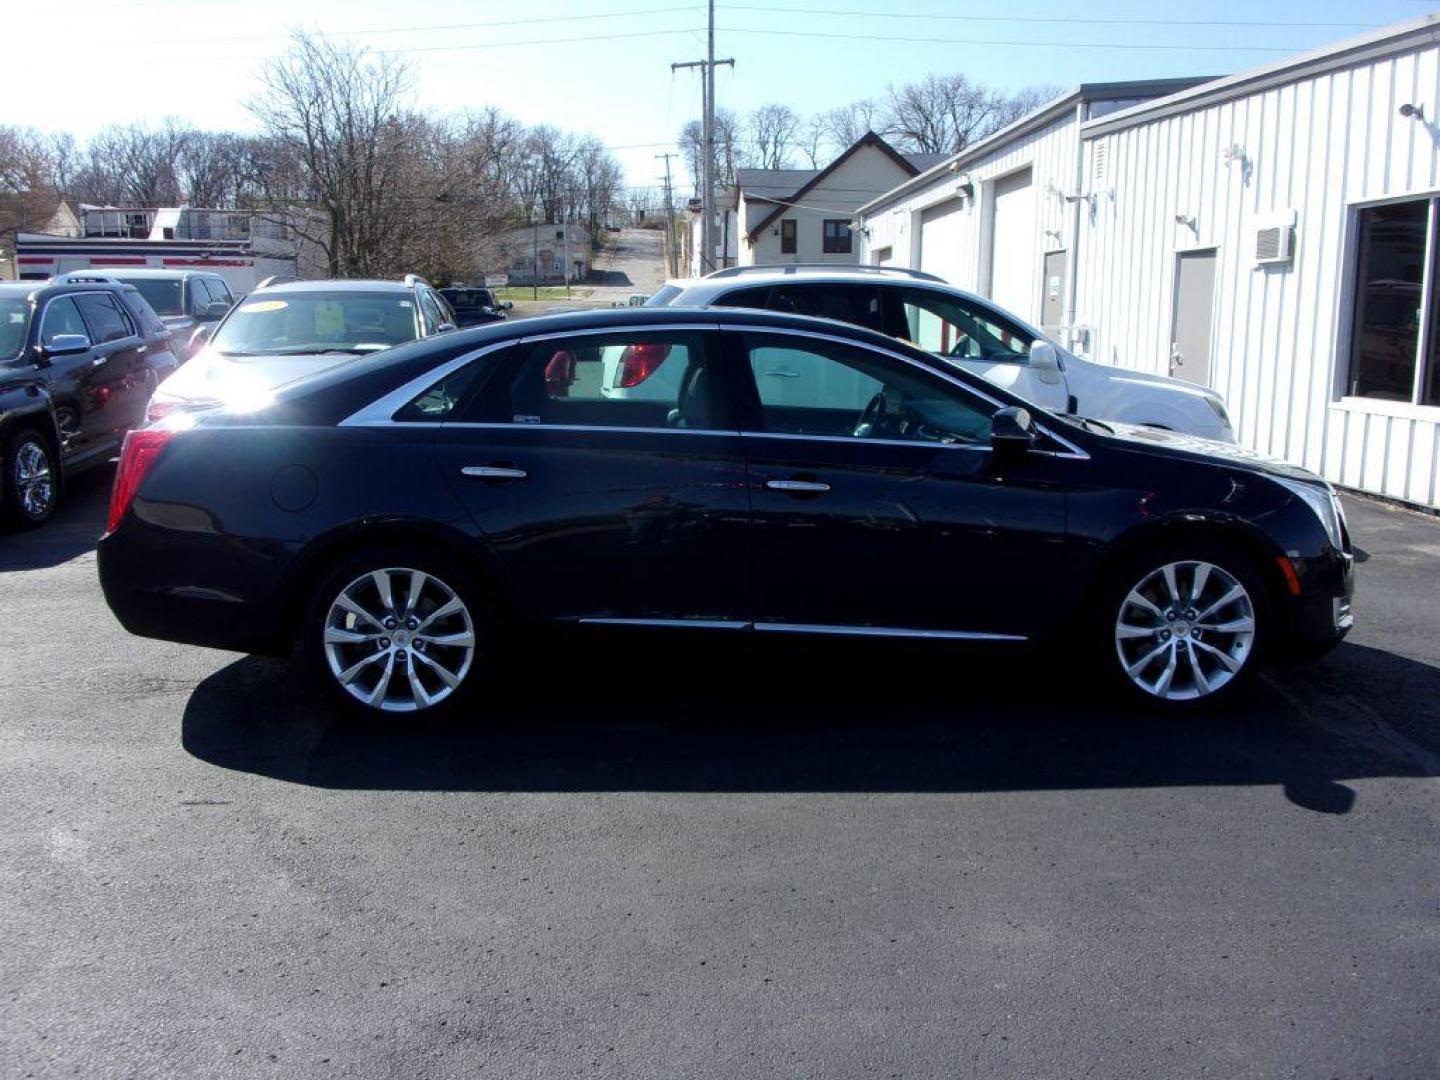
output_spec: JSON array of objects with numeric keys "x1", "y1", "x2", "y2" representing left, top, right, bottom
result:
[
  {"x1": 39, "y1": 333, "x2": 91, "y2": 359},
  {"x1": 203, "y1": 301, "x2": 232, "y2": 321},
  {"x1": 502, "y1": 301, "x2": 514, "y2": 311},
  {"x1": 1029, "y1": 340, "x2": 1063, "y2": 385},
  {"x1": 991, "y1": 405, "x2": 1038, "y2": 458},
  {"x1": 436, "y1": 321, "x2": 457, "y2": 333}
]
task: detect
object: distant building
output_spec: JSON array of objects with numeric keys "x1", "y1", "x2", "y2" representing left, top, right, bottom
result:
[
  {"x1": 482, "y1": 222, "x2": 592, "y2": 285},
  {"x1": 683, "y1": 133, "x2": 940, "y2": 277}
]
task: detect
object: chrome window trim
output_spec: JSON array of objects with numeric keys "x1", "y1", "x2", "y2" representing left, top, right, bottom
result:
[
  {"x1": 578, "y1": 618, "x2": 748, "y2": 630},
  {"x1": 439, "y1": 422, "x2": 740, "y2": 438},
  {"x1": 575, "y1": 618, "x2": 1027, "y2": 641},
  {"x1": 753, "y1": 622, "x2": 1027, "y2": 642},
  {"x1": 339, "y1": 340, "x2": 516, "y2": 426},
  {"x1": 724, "y1": 323, "x2": 1089, "y2": 460},
  {"x1": 738, "y1": 430, "x2": 991, "y2": 453}
]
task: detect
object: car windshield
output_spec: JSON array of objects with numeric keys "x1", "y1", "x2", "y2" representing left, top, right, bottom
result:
[
  {"x1": 115, "y1": 278, "x2": 183, "y2": 316},
  {"x1": 0, "y1": 298, "x2": 31, "y2": 362},
  {"x1": 209, "y1": 292, "x2": 418, "y2": 357}
]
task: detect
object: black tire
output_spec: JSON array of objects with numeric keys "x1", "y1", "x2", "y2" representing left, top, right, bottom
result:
[
  {"x1": 1090, "y1": 538, "x2": 1271, "y2": 712},
  {"x1": 2, "y1": 427, "x2": 59, "y2": 529},
  {"x1": 300, "y1": 544, "x2": 501, "y2": 724}
]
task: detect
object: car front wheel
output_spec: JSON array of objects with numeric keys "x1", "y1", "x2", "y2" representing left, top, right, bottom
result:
[
  {"x1": 1099, "y1": 542, "x2": 1267, "y2": 709},
  {"x1": 302, "y1": 548, "x2": 495, "y2": 720},
  {"x1": 2, "y1": 429, "x2": 58, "y2": 528}
]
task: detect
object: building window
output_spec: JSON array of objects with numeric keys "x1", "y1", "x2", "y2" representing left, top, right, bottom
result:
[
  {"x1": 1348, "y1": 198, "x2": 1440, "y2": 406},
  {"x1": 780, "y1": 219, "x2": 797, "y2": 255},
  {"x1": 823, "y1": 219, "x2": 853, "y2": 255}
]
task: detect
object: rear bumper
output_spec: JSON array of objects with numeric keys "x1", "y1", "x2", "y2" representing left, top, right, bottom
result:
[{"x1": 97, "y1": 516, "x2": 295, "y2": 656}]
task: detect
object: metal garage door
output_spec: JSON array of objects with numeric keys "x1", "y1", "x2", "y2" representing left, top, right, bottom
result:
[
  {"x1": 989, "y1": 168, "x2": 1036, "y2": 320},
  {"x1": 918, "y1": 198, "x2": 965, "y2": 284}
]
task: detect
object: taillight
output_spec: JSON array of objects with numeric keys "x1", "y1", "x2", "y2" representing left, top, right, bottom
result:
[
  {"x1": 146, "y1": 398, "x2": 180, "y2": 423},
  {"x1": 615, "y1": 342, "x2": 672, "y2": 388},
  {"x1": 107, "y1": 428, "x2": 176, "y2": 533}
]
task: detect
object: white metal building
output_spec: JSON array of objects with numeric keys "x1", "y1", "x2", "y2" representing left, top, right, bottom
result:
[
  {"x1": 859, "y1": 13, "x2": 1440, "y2": 510},
  {"x1": 1076, "y1": 15, "x2": 1440, "y2": 509}
]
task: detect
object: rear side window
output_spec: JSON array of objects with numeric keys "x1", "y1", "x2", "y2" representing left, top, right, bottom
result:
[
  {"x1": 117, "y1": 291, "x2": 168, "y2": 337},
  {"x1": 76, "y1": 293, "x2": 135, "y2": 343},
  {"x1": 502, "y1": 332, "x2": 718, "y2": 430},
  {"x1": 711, "y1": 286, "x2": 772, "y2": 310},
  {"x1": 767, "y1": 284, "x2": 884, "y2": 333}
]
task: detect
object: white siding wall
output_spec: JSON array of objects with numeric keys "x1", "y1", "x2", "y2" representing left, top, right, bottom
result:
[
  {"x1": 859, "y1": 113, "x2": 1080, "y2": 325},
  {"x1": 1075, "y1": 40, "x2": 1440, "y2": 508}
]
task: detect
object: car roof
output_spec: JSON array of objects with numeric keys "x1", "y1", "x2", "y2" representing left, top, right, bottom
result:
[
  {"x1": 257, "y1": 279, "x2": 415, "y2": 295},
  {"x1": 92, "y1": 268, "x2": 220, "y2": 279},
  {"x1": 0, "y1": 281, "x2": 138, "y2": 301}
]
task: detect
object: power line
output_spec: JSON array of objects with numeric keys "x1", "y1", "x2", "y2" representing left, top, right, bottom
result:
[
  {"x1": 720, "y1": 3, "x2": 1380, "y2": 30},
  {"x1": 720, "y1": 26, "x2": 1314, "y2": 52}
]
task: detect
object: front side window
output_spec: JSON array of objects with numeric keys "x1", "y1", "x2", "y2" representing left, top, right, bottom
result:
[
  {"x1": 823, "y1": 219, "x2": 853, "y2": 255},
  {"x1": 780, "y1": 219, "x2": 797, "y2": 255},
  {"x1": 39, "y1": 297, "x2": 87, "y2": 346},
  {"x1": 209, "y1": 292, "x2": 419, "y2": 356},
  {"x1": 742, "y1": 333, "x2": 993, "y2": 445},
  {"x1": 505, "y1": 332, "x2": 715, "y2": 430},
  {"x1": 76, "y1": 293, "x2": 135, "y2": 343},
  {"x1": 1347, "y1": 198, "x2": 1440, "y2": 405},
  {"x1": 888, "y1": 288, "x2": 1032, "y2": 364},
  {"x1": 203, "y1": 278, "x2": 234, "y2": 306}
]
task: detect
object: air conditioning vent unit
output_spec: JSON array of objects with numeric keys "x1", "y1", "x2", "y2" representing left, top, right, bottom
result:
[{"x1": 1255, "y1": 210, "x2": 1297, "y2": 266}]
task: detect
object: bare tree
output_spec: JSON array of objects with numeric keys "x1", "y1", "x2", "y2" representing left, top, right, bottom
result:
[
  {"x1": 798, "y1": 114, "x2": 831, "y2": 169},
  {"x1": 680, "y1": 106, "x2": 741, "y2": 194},
  {"x1": 748, "y1": 104, "x2": 800, "y2": 170},
  {"x1": 821, "y1": 100, "x2": 883, "y2": 149},
  {"x1": 249, "y1": 31, "x2": 417, "y2": 278}
]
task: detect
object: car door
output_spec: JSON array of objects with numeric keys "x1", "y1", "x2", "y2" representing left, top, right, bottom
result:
[
  {"x1": 33, "y1": 296, "x2": 101, "y2": 460},
  {"x1": 881, "y1": 285, "x2": 1069, "y2": 413},
  {"x1": 429, "y1": 326, "x2": 752, "y2": 625},
  {"x1": 74, "y1": 291, "x2": 152, "y2": 441},
  {"x1": 732, "y1": 327, "x2": 1072, "y2": 640}
]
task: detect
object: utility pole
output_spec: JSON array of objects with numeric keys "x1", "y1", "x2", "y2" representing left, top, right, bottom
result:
[
  {"x1": 672, "y1": 0, "x2": 733, "y2": 275},
  {"x1": 656, "y1": 153, "x2": 678, "y2": 277}
]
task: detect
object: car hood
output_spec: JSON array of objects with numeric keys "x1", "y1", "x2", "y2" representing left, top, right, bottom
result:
[
  {"x1": 156, "y1": 349, "x2": 363, "y2": 406},
  {"x1": 1093, "y1": 420, "x2": 1323, "y2": 482}
]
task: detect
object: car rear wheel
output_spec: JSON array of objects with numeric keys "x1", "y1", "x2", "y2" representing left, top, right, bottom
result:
[
  {"x1": 1097, "y1": 541, "x2": 1268, "y2": 710},
  {"x1": 302, "y1": 547, "x2": 496, "y2": 721},
  {"x1": 2, "y1": 429, "x2": 58, "y2": 528}
]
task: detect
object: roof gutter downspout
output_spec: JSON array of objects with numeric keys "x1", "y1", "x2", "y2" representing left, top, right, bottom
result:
[{"x1": 1065, "y1": 99, "x2": 1086, "y2": 351}]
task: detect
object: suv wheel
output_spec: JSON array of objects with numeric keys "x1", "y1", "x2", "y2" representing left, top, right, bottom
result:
[
  {"x1": 302, "y1": 547, "x2": 496, "y2": 721},
  {"x1": 3, "y1": 429, "x2": 58, "y2": 528},
  {"x1": 1096, "y1": 541, "x2": 1267, "y2": 709}
]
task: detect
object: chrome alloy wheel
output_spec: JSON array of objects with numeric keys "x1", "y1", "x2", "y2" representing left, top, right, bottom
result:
[
  {"x1": 1114, "y1": 560, "x2": 1256, "y2": 702},
  {"x1": 322, "y1": 567, "x2": 476, "y2": 713},
  {"x1": 14, "y1": 438, "x2": 54, "y2": 520}
]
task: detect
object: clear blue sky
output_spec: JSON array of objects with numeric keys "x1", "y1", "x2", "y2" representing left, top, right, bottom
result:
[{"x1": 9, "y1": 0, "x2": 1434, "y2": 200}]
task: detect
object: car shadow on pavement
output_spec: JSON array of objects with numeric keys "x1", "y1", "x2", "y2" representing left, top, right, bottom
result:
[
  {"x1": 181, "y1": 636, "x2": 1440, "y2": 811},
  {"x1": 0, "y1": 468, "x2": 110, "y2": 571}
]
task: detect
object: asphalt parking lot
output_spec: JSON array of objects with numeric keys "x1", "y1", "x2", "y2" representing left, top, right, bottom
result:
[{"x1": 3, "y1": 476, "x2": 1439, "y2": 1078}]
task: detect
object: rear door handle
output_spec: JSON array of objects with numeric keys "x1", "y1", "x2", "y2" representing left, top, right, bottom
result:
[
  {"x1": 461, "y1": 465, "x2": 528, "y2": 480},
  {"x1": 765, "y1": 479, "x2": 830, "y2": 493}
]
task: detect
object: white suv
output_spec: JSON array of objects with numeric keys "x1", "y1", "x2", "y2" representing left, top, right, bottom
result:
[{"x1": 647, "y1": 266, "x2": 1235, "y2": 442}]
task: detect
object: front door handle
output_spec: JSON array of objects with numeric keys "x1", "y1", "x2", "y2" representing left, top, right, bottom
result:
[
  {"x1": 765, "y1": 478, "x2": 830, "y2": 493},
  {"x1": 461, "y1": 465, "x2": 528, "y2": 480}
]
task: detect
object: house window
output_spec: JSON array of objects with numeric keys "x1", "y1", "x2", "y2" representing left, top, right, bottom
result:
[
  {"x1": 780, "y1": 219, "x2": 797, "y2": 255},
  {"x1": 1348, "y1": 198, "x2": 1440, "y2": 406},
  {"x1": 823, "y1": 219, "x2": 853, "y2": 255}
]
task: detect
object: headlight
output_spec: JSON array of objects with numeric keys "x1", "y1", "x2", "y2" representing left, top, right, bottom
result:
[
  {"x1": 1274, "y1": 475, "x2": 1344, "y2": 550},
  {"x1": 1203, "y1": 395, "x2": 1231, "y2": 428}
]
